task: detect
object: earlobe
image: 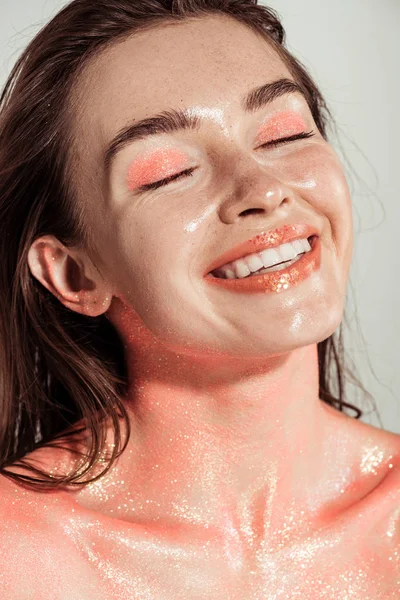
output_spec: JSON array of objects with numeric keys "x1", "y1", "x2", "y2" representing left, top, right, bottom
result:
[{"x1": 27, "y1": 235, "x2": 113, "y2": 317}]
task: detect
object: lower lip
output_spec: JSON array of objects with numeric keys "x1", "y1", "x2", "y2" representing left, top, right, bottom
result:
[{"x1": 204, "y1": 236, "x2": 321, "y2": 294}]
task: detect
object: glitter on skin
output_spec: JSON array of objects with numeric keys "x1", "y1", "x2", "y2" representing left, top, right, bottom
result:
[
  {"x1": 3, "y1": 12, "x2": 400, "y2": 600},
  {"x1": 255, "y1": 110, "x2": 308, "y2": 145},
  {"x1": 126, "y1": 147, "x2": 189, "y2": 191},
  {"x1": 360, "y1": 445, "x2": 386, "y2": 476}
]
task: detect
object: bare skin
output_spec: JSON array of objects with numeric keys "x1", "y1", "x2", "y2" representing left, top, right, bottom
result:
[{"x1": 2, "y1": 13, "x2": 399, "y2": 599}]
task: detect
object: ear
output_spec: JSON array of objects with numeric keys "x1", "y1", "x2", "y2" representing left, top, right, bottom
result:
[{"x1": 27, "y1": 235, "x2": 113, "y2": 317}]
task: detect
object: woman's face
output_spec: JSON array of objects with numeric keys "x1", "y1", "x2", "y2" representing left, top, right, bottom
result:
[{"x1": 72, "y1": 14, "x2": 353, "y2": 357}]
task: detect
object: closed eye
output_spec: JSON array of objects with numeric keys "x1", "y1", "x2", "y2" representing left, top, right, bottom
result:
[
  {"x1": 137, "y1": 167, "x2": 197, "y2": 192},
  {"x1": 136, "y1": 130, "x2": 315, "y2": 192},
  {"x1": 259, "y1": 130, "x2": 315, "y2": 149}
]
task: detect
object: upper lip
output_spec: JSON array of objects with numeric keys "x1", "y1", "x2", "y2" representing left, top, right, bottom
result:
[{"x1": 204, "y1": 223, "x2": 320, "y2": 276}]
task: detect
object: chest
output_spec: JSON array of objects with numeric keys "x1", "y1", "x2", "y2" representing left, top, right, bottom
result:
[{"x1": 38, "y1": 512, "x2": 400, "y2": 600}]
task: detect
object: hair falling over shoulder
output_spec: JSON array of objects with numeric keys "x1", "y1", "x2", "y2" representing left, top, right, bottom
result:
[{"x1": 0, "y1": 0, "x2": 373, "y2": 492}]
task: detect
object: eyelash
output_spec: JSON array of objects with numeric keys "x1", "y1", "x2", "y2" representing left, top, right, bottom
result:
[{"x1": 137, "y1": 130, "x2": 315, "y2": 192}]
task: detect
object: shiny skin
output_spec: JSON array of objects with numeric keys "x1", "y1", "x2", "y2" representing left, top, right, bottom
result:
[
  {"x1": 18, "y1": 13, "x2": 400, "y2": 599},
  {"x1": 1, "y1": 414, "x2": 400, "y2": 599}
]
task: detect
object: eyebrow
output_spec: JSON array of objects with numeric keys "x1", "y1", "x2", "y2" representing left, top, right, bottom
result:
[{"x1": 104, "y1": 77, "x2": 306, "y2": 170}]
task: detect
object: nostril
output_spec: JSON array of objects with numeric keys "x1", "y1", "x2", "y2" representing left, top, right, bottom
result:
[{"x1": 240, "y1": 208, "x2": 265, "y2": 217}]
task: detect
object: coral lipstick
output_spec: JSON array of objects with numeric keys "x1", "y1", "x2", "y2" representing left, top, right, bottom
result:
[
  {"x1": 204, "y1": 224, "x2": 321, "y2": 294},
  {"x1": 204, "y1": 224, "x2": 317, "y2": 273}
]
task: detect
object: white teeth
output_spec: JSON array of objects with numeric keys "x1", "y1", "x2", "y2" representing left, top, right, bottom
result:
[
  {"x1": 259, "y1": 247, "x2": 281, "y2": 269},
  {"x1": 278, "y1": 242, "x2": 298, "y2": 262},
  {"x1": 225, "y1": 269, "x2": 236, "y2": 279},
  {"x1": 292, "y1": 239, "x2": 306, "y2": 254},
  {"x1": 234, "y1": 259, "x2": 251, "y2": 278},
  {"x1": 213, "y1": 237, "x2": 314, "y2": 279},
  {"x1": 292, "y1": 240, "x2": 304, "y2": 254},
  {"x1": 245, "y1": 253, "x2": 265, "y2": 273}
]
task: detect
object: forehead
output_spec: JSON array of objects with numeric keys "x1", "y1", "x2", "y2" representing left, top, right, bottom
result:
[{"x1": 73, "y1": 15, "x2": 292, "y2": 153}]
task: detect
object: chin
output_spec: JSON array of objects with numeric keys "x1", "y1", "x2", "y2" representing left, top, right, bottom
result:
[{"x1": 228, "y1": 299, "x2": 344, "y2": 357}]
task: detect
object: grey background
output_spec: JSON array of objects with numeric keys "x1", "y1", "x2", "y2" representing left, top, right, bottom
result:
[{"x1": 0, "y1": 0, "x2": 398, "y2": 433}]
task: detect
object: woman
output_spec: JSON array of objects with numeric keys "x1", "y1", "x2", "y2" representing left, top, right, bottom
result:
[{"x1": 0, "y1": 0, "x2": 399, "y2": 597}]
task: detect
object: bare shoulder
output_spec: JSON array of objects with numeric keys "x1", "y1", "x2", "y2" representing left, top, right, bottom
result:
[
  {"x1": 322, "y1": 401, "x2": 400, "y2": 470},
  {"x1": 355, "y1": 417, "x2": 400, "y2": 478},
  {"x1": 320, "y1": 403, "x2": 400, "y2": 520},
  {"x1": 0, "y1": 472, "x2": 98, "y2": 597},
  {"x1": 347, "y1": 411, "x2": 400, "y2": 495},
  {"x1": 347, "y1": 418, "x2": 400, "y2": 540}
]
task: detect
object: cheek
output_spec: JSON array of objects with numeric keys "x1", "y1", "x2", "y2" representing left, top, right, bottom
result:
[
  {"x1": 283, "y1": 147, "x2": 353, "y2": 258},
  {"x1": 311, "y1": 153, "x2": 352, "y2": 237},
  {"x1": 103, "y1": 208, "x2": 189, "y2": 296},
  {"x1": 285, "y1": 147, "x2": 352, "y2": 214}
]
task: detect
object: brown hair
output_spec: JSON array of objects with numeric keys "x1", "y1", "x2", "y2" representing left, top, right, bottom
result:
[{"x1": 0, "y1": 0, "x2": 373, "y2": 492}]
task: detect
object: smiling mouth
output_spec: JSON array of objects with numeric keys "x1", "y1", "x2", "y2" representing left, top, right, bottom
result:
[
  {"x1": 204, "y1": 234, "x2": 322, "y2": 294},
  {"x1": 209, "y1": 235, "x2": 318, "y2": 279}
]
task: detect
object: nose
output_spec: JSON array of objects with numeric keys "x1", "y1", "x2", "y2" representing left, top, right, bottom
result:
[{"x1": 217, "y1": 163, "x2": 295, "y2": 224}]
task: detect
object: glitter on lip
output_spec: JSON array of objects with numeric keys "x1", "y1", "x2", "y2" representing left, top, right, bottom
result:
[
  {"x1": 204, "y1": 223, "x2": 319, "y2": 275},
  {"x1": 205, "y1": 235, "x2": 321, "y2": 294}
]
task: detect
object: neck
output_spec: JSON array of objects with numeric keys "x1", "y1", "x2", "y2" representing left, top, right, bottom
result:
[{"x1": 95, "y1": 300, "x2": 332, "y2": 542}]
